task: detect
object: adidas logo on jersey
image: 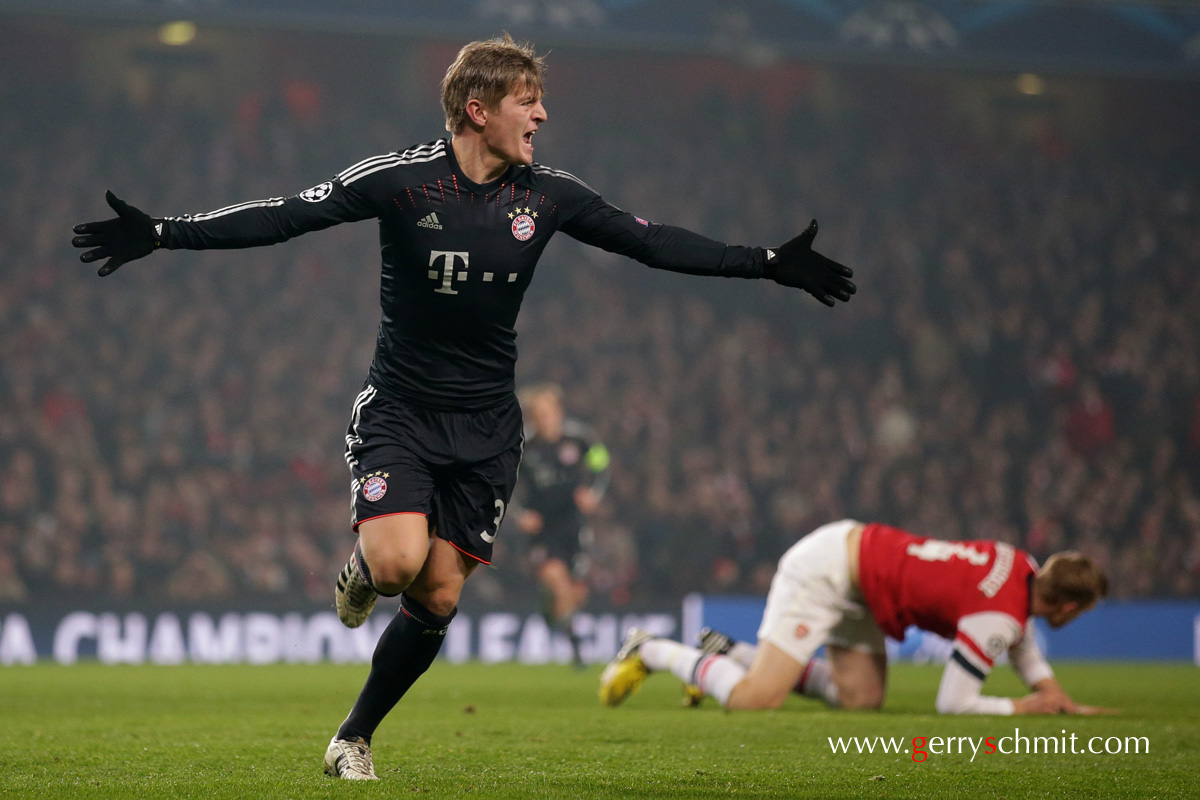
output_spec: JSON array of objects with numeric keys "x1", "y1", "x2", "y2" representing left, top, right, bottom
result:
[{"x1": 417, "y1": 212, "x2": 443, "y2": 230}]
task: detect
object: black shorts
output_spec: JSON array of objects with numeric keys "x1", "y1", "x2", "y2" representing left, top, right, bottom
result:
[
  {"x1": 528, "y1": 520, "x2": 593, "y2": 579},
  {"x1": 344, "y1": 384, "x2": 523, "y2": 565},
  {"x1": 528, "y1": 521, "x2": 584, "y2": 564}
]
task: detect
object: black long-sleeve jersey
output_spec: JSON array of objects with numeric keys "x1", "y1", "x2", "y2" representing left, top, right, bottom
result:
[
  {"x1": 520, "y1": 420, "x2": 610, "y2": 538},
  {"x1": 162, "y1": 138, "x2": 768, "y2": 408}
]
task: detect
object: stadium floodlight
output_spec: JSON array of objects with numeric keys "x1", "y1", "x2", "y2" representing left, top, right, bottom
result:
[{"x1": 158, "y1": 21, "x2": 196, "y2": 46}]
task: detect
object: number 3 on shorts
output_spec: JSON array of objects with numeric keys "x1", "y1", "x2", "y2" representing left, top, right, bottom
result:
[{"x1": 481, "y1": 499, "x2": 506, "y2": 543}]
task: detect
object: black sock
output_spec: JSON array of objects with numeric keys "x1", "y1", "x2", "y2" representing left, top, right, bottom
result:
[
  {"x1": 336, "y1": 593, "x2": 456, "y2": 744},
  {"x1": 564, "y1": 614, "x2": 586, "y2": 665},
  {"x1": 538, "y1": 589, "x2": 556, "y2": 627},
  {"x1": 541, "y1": 605, "x2": 582, "y2": 665}
]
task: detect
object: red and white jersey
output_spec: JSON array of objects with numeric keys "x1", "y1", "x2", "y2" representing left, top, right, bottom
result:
[
  {"x1": 859, "y1": 522, "x2": 1035, "y2": 643},
  {"x1": 858, "y1": 523, "x2": 1052, "y2": 713}
]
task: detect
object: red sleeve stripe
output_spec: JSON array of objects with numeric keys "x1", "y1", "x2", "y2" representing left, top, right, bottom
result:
[{"x1": 955, "y1": 634, "x2": 995, "y2": 668}]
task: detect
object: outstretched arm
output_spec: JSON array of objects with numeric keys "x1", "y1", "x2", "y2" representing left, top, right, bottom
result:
[
  {"x1": 559, "y1": 189, "x2": 855, "y2": 306},
  {"x1": 73, "y1": 170, "x2": 382, "y2": 275}
]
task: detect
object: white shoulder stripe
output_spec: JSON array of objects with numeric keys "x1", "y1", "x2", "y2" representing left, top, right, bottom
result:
[
  {"x1": 166, "y1": 197, "x2": 286, "y2": 222},
  {"x1": 338, "y1": 141, "x2": 445, "y2": 181},
  {"x1": 338, "y1": 142, "x2": 447, "y2": 186},
  {"x1": 531, "y1": 164, "x2": 593, "y2": 191},
  {"x1": 337, "y1": 153, "x2": 400, "y2": 182},
  {"x1": 340, "y1": 159, "x2": 403, "y2": 185},
  {"x1": 173, "y1": 141, "x2": 449, "y2": 221},
  {"x1": 399, "y1": 140, "x2": 445, "y2": 159},
  {"x1": 342, "y1": 151, "x2": 446, "y2": 185}
]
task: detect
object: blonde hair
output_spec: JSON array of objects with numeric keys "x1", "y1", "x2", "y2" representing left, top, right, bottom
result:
[
  {"x1": 1034, "y1": 551, "x2": 1108, "y2": 606},
  {"x1": 518, "y1": 381, "x2": 562, "y2": 410},
  {"x1": 441, "y1": 33, "x2": 546, "y2": 134}
]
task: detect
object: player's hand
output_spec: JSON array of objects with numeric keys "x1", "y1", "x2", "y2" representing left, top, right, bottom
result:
[
  {"x1": 1012, "y1": 691, "x2": 1068, "y2": 715},
  {"x1": 765, "y1": 220, "x2": 856, "y2": 306},
  {"x1": 72, "y1": 190, "x2": 164, "y2": 276},
  {"x1": 1034, "y1": 680, "x2": 1077, "y2": 713}
]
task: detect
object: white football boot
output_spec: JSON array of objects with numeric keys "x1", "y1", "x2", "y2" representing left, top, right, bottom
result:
[
  {"x1": 334, "y1": 552, "x2": 377, "y2": 628},
  {"x1": 323, "y1": 736, "x2": 378, "y2": 780}
]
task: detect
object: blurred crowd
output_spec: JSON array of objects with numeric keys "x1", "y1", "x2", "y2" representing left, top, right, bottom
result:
[{"x1": 1, "y1": 59, "x2": 1198, "y2": 608}]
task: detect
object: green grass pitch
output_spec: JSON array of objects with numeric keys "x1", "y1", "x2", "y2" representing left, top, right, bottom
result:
[{"x1": 0, "y1": 661, "x2": 1195, "y2": 799}]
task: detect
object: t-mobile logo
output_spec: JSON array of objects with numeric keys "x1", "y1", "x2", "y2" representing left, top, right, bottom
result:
[{"x1": 428, "y1": 251, "x2": 469, "y2": 295}]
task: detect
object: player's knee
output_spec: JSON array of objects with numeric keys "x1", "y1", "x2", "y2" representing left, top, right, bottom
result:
[
  {"x1": 839, "y1": 686, "x2": 884, "y2": 710},
  {"x1": 408, "y1": 584, "x2": 460, "y2": 617},
  {"x1": 364, "y1": 552, "x2": 424, "y2": 595}
]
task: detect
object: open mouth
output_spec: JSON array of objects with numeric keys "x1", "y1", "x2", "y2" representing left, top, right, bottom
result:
[{"x1": 523, "y1": 130, "x2": 535, "y2": 147}]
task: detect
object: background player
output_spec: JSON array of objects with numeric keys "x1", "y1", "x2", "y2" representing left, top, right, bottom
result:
[
  {"x1": 516, "y1": 383, "x2": 610, "y2": 666},
  {"x1": 601, "y1": 519, "x2": 1111, "y2": 715},
  {"x1": 71, "y1": 35, "x2": 856, "y2": 780}
]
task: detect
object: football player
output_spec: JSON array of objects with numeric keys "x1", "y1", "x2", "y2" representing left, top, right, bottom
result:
[
  {"x1": 601, "y1": 519, "x2": 1111, "y2": 715},
  {"x1": 73, "y1": 35, "x2": 856, "y2": 779}
]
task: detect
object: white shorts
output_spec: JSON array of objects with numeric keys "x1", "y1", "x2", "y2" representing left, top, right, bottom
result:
[{"x1": 756, "y1": 519, "x2": 886, "y2": 665}]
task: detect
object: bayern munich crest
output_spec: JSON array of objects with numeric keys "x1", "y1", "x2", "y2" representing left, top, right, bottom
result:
[
  {"x1": 362, "y1": 474, "x2": 387, "y2": 502},
  {"x1": 511, "y1": 213, "x2": 536, "y2": 241}
]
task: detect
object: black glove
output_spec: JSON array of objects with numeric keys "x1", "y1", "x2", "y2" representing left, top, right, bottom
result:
[
  {"x1": 764, "y1": 220, "x2": 856, "y2": 307},
  {"x1": 72, "y1": 190, "x2": 164, "y2": 276}
]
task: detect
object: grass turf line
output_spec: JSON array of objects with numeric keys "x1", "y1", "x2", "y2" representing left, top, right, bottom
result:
[{"x1": 0, "y1": 662, "x2": 1194, "y2": 799}]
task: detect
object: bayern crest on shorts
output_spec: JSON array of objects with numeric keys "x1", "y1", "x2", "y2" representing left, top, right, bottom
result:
[
  {"x1": 362, "y1": 475, "x2": 387, "y2": 502},
  {"x1": 511, "y1": 213, "x2": 535, "y2": 241}
]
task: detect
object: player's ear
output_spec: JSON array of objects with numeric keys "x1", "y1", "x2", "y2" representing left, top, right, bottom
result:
[{"x1": 464, "y1": 98, "x2": 489, "y2": 129}]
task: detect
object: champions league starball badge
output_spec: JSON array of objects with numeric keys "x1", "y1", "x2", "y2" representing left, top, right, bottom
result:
[{"x1": 299, "y1": 182, "x2": 333, "y2": 203}]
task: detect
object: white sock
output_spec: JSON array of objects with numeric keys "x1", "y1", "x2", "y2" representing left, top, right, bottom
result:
[
  {"x1": 727, "y1": 641, "x2": 757, "y2": 668},
  {"x1": 796, "y1": 657, "x2": 839, "y2": 706},
  {"x1": 640, "y1": 639, "x2": 702, "y2": 684},
  {"x1": 692, "y1": 654, "x2": 746, "y2": 706},
  {"x1": 640, "y1": 640, "x2": 748, "y2": 707}
]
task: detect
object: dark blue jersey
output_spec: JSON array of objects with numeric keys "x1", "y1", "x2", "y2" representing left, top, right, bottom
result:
[{"x1": 163, "y1": 138, "x2": 767, "y2": 408}]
